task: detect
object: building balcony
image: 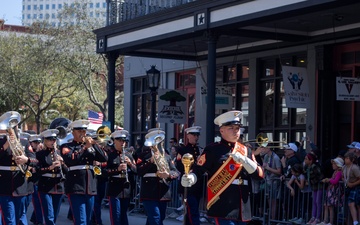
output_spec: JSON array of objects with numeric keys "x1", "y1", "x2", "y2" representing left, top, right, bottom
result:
[{"x1": 106, "y1": 0, "x2": 196, "y2": 25}]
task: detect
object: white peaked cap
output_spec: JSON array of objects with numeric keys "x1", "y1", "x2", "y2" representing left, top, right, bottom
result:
[
  {"x1": 68, "y1": 120, "x2": 90, "y2": 130},
  {"x1": 29, "y1": 135, "x2": 42, "y2": 142},
  {"x1": 111, "y1": 130, "x2": 129, "y2": 139},
  {"x1": 214, "y1": 110, "x2": 243, "y2": 127},
  {"x1": 40, "y1": 129, "x2": 59, "y2": 138},
  {"x1": 185, "y1": 126, "x2": 201, "y2": 134}
]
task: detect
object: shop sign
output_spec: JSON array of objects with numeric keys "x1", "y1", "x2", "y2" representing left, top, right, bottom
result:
[{"x1": 336, "y1": 77, "x2": 360, "y2": 101}]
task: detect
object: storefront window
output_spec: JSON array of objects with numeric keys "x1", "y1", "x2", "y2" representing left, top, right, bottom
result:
[
  {"x1": 261, "y1": 81, "x2": 275, "y2": 127},
  {"x1": 259, "y1": 55, "x2": 306, "y2": 141},
  {"x1": 241, "y1": 84, "x2": 249, "y2": 127},
  {"x1": 279, "y1": 81, "x2": 288, "y2": 125}
]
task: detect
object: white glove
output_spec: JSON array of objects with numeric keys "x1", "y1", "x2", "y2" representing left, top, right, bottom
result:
[
  {"x1": 181, "y1": 173, "x2": 197, "y2": 188},
  {"x1": 230, "y1": 152, "x2": 245, "y2": 164},
  {"x1": 230, "y1": 152, "x2": 257, "y2": 174}
]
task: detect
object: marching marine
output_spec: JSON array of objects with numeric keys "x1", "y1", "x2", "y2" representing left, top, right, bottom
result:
[
  {"x1": 0, "y1": 111, "x2": 38, "y2": 225},
  {"x1": 182, "y1": 111, "x2": 264, "y2": 225},
  {"x1": 106, "y1": 129, "x2": 136, "y2": 225},
  {"x1": 175, "y1": 126, "x2": 203, "y2": 225},
  {"x1": 137, "y1": 128, "x2": 179, "y2": 225},
  {"x1": 60, "y1": 120, "x2": 108, "y2": 225},
  {"x1": 36, "y1": 129, "x2": 67, "y2": 225}
]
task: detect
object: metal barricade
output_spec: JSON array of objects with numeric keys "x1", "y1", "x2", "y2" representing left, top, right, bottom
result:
[{"x1": 128, "y1": 174, "x2": 347, "y2": 225}]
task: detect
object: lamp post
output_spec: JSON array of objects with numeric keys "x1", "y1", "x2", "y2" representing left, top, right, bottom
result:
[{"x1": 146, "y1": 65, "x2": 160, "y2": 129}]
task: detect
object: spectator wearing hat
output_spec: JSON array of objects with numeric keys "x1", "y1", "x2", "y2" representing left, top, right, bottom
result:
[
  {"x1": 60, "y1": 120, "x2": 108, "y2": 225},
  {"x1": 175, "y1": 126, "x2": 203, "y2": 225},
  {"x1": 106, "y1": 129, "x2": 136, "y2": 225},
  {"x1": 0, "y1": 111, "x2": 38, "y2": 225},
  {"x1": 280, "y1": 143, "x2": 301, "y2": 179},
  {"x1": 28, "y1": 134, "x2": 44, "y2": 225},
  {"x1": 304, "y1": 153, "x2": 324, "y2": 225},
  {"x1": 318, "y1": 157, "x2": 344, "y2": 225},
  {"x1": 137, "y1": 129, "x2": 179, "y2": 225},
  {"x1": 181, "y1": 110, "x2": 264, "y2": 225},
  {"x1": 36, "y1": 129, "x2": 67, "y2": 225}
]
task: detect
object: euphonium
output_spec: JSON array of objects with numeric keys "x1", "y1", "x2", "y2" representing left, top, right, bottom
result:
[
  {"x1": 144, "y1": 128, "x2": 170, "y2": 185},
  {"x1": 0, "y1": 111, "x2": 32, "y2": 178}
]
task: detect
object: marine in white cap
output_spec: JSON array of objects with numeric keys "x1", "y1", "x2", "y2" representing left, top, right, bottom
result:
[
  {"x1": 36, "y1": 128, "x2": 66, "y2": 224},
  {"x1": 106, "y1": 129, "x2": 136, "y2": 225},
  {"x1": 0, "y1": 111, "x2": 38, "y2": 225},
  {"x1": 60, "y1": 119, "x2": 108, "y2": 224},
  {"x1": 181, "y1": 110, "x2": 264, "y2": 224},
  {"x1": 137, "y1": 128, "x2": 179, "y2": 225},
  {"x1": 175, "y1": 125, "x2": 203, "y2": 225}
]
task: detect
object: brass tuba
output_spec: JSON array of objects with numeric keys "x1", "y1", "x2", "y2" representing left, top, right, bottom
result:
[
  {"x1": 144, "y1": 128, "x2": 170, "y2": 185},
  {"x1": 0, "y1": 111, "x2": 32, "y2": 178}
]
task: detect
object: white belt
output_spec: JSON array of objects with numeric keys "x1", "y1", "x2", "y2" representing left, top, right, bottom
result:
[
  {"x1": 112, "y1": 174, "x2": 126, "y2": 178},
  {"x1": 68, "y1": 165, "x2": 94, "y2": 171},
  {"x1": 42, "y1": 173, "x2": 62, "y2": 178},
  {"x1": 0, "y1": 166, "x2": 20, "y2": 171},
  {"x1": 232, "y1": 179, "x2": 248, "y2": 186},
  {"x1": 143, "y1": 173, "x2": 157, "y2": 177}
]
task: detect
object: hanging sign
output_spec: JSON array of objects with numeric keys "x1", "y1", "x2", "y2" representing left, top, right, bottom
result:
[
  {"x1": 282, "y1": 66, "x2": 310, "y2": 108},
  {"x1": 200, "y1": 86, "x2": 233, "y2": 110},
  {"x1": 336, "y1": 77, "x2": 360, "y2": 101},
  {"x1": 157, "y1": 89, "x2": 187, "y2": 124}
]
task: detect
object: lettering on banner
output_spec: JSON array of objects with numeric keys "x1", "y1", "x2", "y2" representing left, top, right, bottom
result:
[{"x1": 208, "y1": 169, "x2": 232, "y2": 194}]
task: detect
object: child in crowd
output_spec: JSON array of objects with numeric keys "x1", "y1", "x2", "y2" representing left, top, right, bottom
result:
[
  {"x1": 317, "y1": 157, "x2": 344, "y2": 225},
  {"x1": 305, "y1": 153, "x2": 324, "y2": 225},
  {"x1": 343, "y1": 152, "x2": 360, "y2": 225},
  {"x1": 287, "y1": 163, "x2": 311, "y2": 224}
]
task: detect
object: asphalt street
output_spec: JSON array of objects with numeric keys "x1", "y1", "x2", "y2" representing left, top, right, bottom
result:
[{"x1": 26, "y1": 198, "x2": 214, "y2": 225}]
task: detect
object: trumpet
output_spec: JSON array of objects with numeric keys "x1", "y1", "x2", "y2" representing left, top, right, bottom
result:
[{"x1": 244, "y1": 133, "x2": 286, "y2": 148}]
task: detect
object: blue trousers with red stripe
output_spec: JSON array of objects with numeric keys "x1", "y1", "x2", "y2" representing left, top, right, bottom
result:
[
  {"x1": 68, "y1": 194, "x2": 94, "y2": 225},
  {"x1": 185, "y1": 194, "x2": 200, "y2": 225},
  {"x1": 108, "y1": 196, "x2": 130, "y2": 225}
]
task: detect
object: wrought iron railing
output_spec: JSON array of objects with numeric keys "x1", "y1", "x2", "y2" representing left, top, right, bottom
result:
[{"x1": 106, "y1": 0, "x2": 196, "y2": 25}]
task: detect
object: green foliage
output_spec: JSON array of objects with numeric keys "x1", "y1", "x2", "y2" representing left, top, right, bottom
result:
[{"x1": 0, "y1": 1, "x2": 124, "y2": 132}]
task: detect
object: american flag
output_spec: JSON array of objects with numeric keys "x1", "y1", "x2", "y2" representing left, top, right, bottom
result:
[{"x1": 88, "y1": 110, "x2": 103, "y2": 124}]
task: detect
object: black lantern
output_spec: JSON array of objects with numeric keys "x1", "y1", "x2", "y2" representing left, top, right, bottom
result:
[
  {"x1": 146, "y1": 65, "x2": 160, "y2": 128},
  {"x1": 147, "y1": 65, "x2": 160, "y2": 91}
]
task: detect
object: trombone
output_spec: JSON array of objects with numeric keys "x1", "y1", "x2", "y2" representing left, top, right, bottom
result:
[
  {"x1": 95, "y1": 125, "x2": 113, "y2": 145},
  {"x1": 244, "y1": 133, "x2": 286, "y2": 148}
]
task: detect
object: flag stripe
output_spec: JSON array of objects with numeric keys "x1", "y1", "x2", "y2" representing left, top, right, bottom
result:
[{"x1": 88, "y1": 110, "x2": 103, "y2": 124}]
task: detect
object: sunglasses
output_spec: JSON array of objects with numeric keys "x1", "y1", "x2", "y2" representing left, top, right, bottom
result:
[
  {"x1": 44, "y1": 137, "x2": 56, "y2": 141},
  {"x1": 114, "y1": 137, "x2": 126, "y2": 141}
]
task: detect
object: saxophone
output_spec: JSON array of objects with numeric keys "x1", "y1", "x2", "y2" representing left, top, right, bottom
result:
[
  {"x1": 144, "y1": 129, "x2": 171, "y2": 185},
  {"x1": 0, "y1": 111, "x2": 32, "y2": 178}
]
